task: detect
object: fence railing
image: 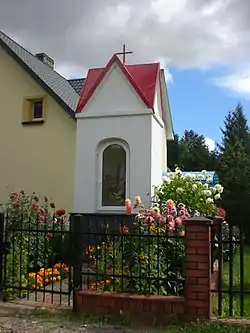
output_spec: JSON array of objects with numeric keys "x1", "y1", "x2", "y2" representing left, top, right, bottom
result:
[
  {"x1": 1, "y1": 213, "x2": 72, "y2": 305},
  {"x1": 71, "y1": 213, "x2": 185, "y2": 296}
]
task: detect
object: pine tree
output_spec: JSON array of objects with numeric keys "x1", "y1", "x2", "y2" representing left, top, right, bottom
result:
[
  {"x1": 218, "y1": 104, "x2": 250, "y2": 235},
  {"x1": 219, "y1": 103, "x2": 250, "y2": 153}
]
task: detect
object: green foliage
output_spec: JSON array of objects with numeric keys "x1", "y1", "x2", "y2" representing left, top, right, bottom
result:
[
  {"x1": 156, "y1": 168, "x2": 223, "y2": 216},
  {"x1": 5, "y1": 191, "x2": 67, "y2": 269},
  {"x1": 168, "y1": 130, "x2": 217, "y2": 171}
]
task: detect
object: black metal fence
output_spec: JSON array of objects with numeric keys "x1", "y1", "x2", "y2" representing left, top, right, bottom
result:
[
  {"x1": 0, "y1": 212, "x2": 72, "y2": 306},
  {"x1": 71, "y1": 213, "x2": 185, "y2": 296},
  {"x1": 211, "y1": 219, "x2": 249, "y2": 318}
]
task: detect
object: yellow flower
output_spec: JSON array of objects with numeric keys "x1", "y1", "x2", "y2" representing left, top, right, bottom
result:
[{"x1": 138, "y1": 253, "x2": 146, "y2": 260}]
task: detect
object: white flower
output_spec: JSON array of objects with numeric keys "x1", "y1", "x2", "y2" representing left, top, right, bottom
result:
[
  {"x1": 176, "y1": 187, "x2": 184, "y2": 194},
  {"x1": 190, "y1": 174, "x2": 196, "y2": 179},
  {"x1": 206, "y1": 198, "x2": 214, "y2": 204},
  {"x1": 153, "y1": 203, "x2": 160, "y2": 208},
  {"x1": 204, "y1": 190, "x2": 212, "y2": 197},
  {"x1": 201, "y1": 170, "x2": 207, "y2": 175},
  {"x1": 214, "y1": 193, "x2": 221, "y2": 200},
  {"x1": 206, "y1": 177, "x2": 213, "y2": 183},
  {"x1": 192, "y1": 184, "x2": 197, "y2": 190},
  {"x1": 169, "y1": 172, "x2": 175, "y2": 179},
  {"x1": 203, "y1": 183, "x2": 209, "y2": 189},
  {"x1": 197, "y1": 174, "x2": 204, "y2": 180},
  {"x1": 174, "y1": 167, "x2": 183, "y2": 177},
  {"x1": 194, "y1": 210, "x2": 200, "y2": 216},
  {"x1": 214, "y1": 184, "x2": 224, "y2": 193},
  {"x1": 162, "y1": 176, "x2": 171, "y2": 184},
  {"x1": 184, "y1": 173, "x2": 192, "y2": 180}
]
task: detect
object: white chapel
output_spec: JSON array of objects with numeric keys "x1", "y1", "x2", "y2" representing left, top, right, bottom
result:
[{"x1": 73, "y1": 52, "x2": 174, "y2": 213}]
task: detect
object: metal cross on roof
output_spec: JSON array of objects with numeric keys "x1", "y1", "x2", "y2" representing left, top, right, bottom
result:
[{"x1": 115, "y1": 44, "x2": 133, "y2": 64}]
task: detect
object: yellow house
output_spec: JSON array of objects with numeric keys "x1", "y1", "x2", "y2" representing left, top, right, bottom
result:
[{"x1": 0, "y1": 31, "x2": 85, "y2": 212}]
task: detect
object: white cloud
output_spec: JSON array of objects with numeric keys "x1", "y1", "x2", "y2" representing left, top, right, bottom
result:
[
  {"x1": 1, "y1": 0, "x2": 250, "y2": 88},
  {"x1": 214, "y1": 68, "x2": 250, "y2": 98},
  {"x1": 205, "y1": 137, "x2": 216, "y2": 152}
]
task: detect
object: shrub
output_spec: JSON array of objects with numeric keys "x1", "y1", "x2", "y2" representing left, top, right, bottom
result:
[
  {"x1": 157, "y1": 168, "x2": 224, "y2": 216},
  {"x1": 86, "y1": 198, "x2": 187, "y2": 296}
]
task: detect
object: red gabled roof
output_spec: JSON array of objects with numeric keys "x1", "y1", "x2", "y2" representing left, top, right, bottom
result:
[{"x1": 76, "y1": 55, "x2": 160, "y2": 113}]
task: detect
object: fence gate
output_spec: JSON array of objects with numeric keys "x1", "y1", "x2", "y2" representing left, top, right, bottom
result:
[
  {"x1": 211, "y1": 218, "x2": 250, "y2": 318},
  {"x1": 0, "y1": 212, "x2": 73, "y2": 307}
]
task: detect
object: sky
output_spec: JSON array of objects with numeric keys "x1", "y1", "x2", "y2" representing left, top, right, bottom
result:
[{"x1": 1, "y1": 0, "x2": 250, "y2": 151}]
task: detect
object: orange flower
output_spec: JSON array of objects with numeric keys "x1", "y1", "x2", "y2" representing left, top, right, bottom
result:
[
  {"x1": 126, "y1": 204, "x2": 132, "y2": 215},
  {"x1": 166, "y1": 199, "x2": 175, "y2": 208}
]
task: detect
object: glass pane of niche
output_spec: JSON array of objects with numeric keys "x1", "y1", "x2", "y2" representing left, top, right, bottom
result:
[{"x1": 102, "y1": 144, "x2": 126, "y2": 206}]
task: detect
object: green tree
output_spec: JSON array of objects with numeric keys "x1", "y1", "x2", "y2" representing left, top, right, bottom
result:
[
  {"x1": 219, "y1": 103, "x2": 250, "y2": 154},
  {"x1": 178, "y1": 130, "x2": 216, "y2": 171},
  {"x1": 217, "y1": 104, "x2": 250, "y2": 237}
]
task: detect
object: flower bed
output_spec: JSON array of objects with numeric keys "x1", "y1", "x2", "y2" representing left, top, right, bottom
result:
[
  {"x1": 86, "y1": 198, "x2": 187, "y2": 296},
  {"x1": 28, "y1": 262, "x2": 68, "y2": 289}
]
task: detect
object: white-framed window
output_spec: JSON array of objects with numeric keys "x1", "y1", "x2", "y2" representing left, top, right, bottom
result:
[{"x1": 97, "y1": 140, "x2": 130, "y2": 211}]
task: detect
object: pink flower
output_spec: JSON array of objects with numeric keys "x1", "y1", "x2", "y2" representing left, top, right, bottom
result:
[
  {"x1": 44, "y1": 196, "x2": 49, "y2": 202},
  {"x1": 160, "y1": 217, "x2": 166, "y2": 225},
  {"x1": 169, "y1": 220, "x2": 175, "y2": 230},
  {"x1": 153, "y1": 212, "x2": 161, "y2": 219},
  {"x1": 146, "y1": 210, "x2": 153, "y2": 216},
  {"x1": 39, "y1": 215, "x2": 45, "y2": 222},
  {"x1": 175, "y1": 217, "x2": 182, "y2": 225},
  {"x1": 167, "y1": 215, "x2": 175, "y2": 223},
  {"x1": 145, "y1": 216, "x2": 154, "y2": 223},
  {"x1": 9, "y1": 192, "x2": 19, "y2": 200}
]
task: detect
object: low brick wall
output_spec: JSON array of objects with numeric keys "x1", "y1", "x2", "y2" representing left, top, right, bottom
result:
[{"x1": 75, "y1": 290, "x2": 185, "y2": 324}]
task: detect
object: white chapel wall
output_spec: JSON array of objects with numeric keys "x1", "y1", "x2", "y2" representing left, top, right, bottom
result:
[{"x1": 74, "y1": 114, "x2": 152, "y2": 213}]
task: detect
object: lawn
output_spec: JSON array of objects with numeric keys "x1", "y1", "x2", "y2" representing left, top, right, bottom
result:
[{"x1": 214, "y1": 246, "x2": 250, "y2": 318}]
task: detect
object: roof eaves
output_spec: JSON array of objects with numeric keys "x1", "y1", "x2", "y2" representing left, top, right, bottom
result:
[
  {"x1": 0, "y1": 38, "x2": 76, "y2": 120},
  {"x1": 76, "y1": 55, "x2": 153, "y2": 113}
]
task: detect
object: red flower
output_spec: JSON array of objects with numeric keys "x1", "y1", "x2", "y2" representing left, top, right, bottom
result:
[
  {"x1": 9, "y1": 192, "x2": 19, "y2": 200},
  {"x1": 44, "y1": 196, "x2": 49, "y2": 202},
  {"x1": 44, "y1": 209, "x2": 48, "y2": 214},
  {"x1": 120, "y1": 225, "x2": 129, "y2": 234},
  {"x1": 50, "y1": 202, "x2": 55, "y2": 208},
  {"x1": 216, "y1": 207, "x2": 226, "y2": 220},
  {"x1": 56, "y1": 209, "x2": 66, "y2": 216},
  {"x1": 39, "y1": 215, "x2": 45, "y2": 222},
  {"x1": 46, "y1": 233, "x2": 53, "y2": 239},
  {"x1": 40, "y1": 208, "x2": 45, "y2": 215},
  {"x1": 32, "y1": 204, "x2": 39, "y2": 211},
  {"x1": 33, "y1": 195, "x2": 39, "y2": 202}
]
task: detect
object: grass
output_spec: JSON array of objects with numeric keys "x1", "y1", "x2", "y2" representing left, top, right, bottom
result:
[
  {"x1": 0, "y1": 306, "x2": 249, "y2": 332},
  {"x1": 214, "y1": 246, "x2": 250, "y2": 318}
]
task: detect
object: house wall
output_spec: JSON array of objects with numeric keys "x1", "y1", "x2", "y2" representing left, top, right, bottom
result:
[
  {"x1": 150, "y1": 116, "x2": 165, "y2": 193},
  {"x1": 74, "y1": 114, "x2": 152, "y2": 213},
  {"x1": 0, "y1": 46, "x2": 76, "y2": 212}
]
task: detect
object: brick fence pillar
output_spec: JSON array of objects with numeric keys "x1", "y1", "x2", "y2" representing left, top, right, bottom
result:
[{"x1": 184, "y1": 216, "x2": 213, "y2": 320}]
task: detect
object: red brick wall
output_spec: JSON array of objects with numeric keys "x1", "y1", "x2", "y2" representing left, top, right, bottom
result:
[{"x1": 75, "y1": 291, "x2": 185, "y2": 324}]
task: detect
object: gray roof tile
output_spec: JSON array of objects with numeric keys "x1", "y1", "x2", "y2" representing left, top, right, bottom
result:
[
  {"x1": 0, "y1": 31, "x2": 81, "y2": 117},
  {"x1": 68, "y1": 78, "x2": 85, "y2": 95}
]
